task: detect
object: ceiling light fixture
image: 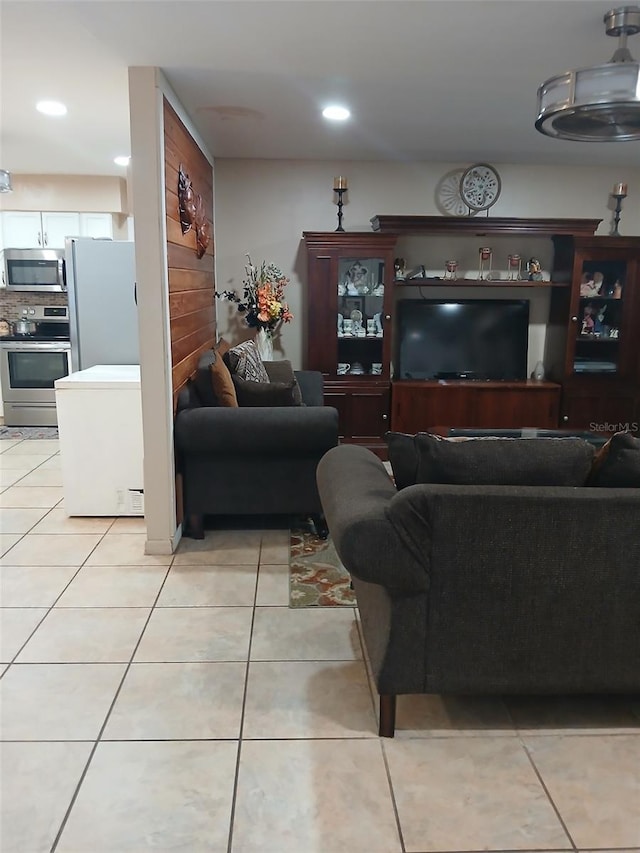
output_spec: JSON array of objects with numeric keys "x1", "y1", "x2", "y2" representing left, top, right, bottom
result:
[
  {"x1": 114, "y1": 156, "x2": 131, "y2": 167},
  {"x1": 322, "y1": 105, "x2": 350, "y2": 121},
  {"x1": 0, "y1": 170, "x2": 13, "y2": 193},
  {"x1": 536, "y1": 5, "x2": 640, "y2": 141},
  {"x1": 36, "y1": 100, "x2": 67, "y2": 117}
]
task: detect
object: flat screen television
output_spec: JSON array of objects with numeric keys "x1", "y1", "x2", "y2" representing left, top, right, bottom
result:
[{"x1": 395, "y1": 299, "x2": 529, "y2": 381}]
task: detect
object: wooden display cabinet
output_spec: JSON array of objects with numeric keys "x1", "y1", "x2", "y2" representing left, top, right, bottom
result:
[
  {"x1": 545, "y1": 236, "x2": 640, "y2": 430},
  {"x1": 305, "y1": 220, "x2": 640, "y2": 443},
  {"x1": 303, "y1": 232, "x2": 397, "y2": 454}
]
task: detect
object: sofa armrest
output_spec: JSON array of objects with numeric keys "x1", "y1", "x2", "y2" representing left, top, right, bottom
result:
[
  {"x1": 175, "y1": 405, "x2": 338, "y2": 455},
  {"x1": 294, "y1": 370, "x2": 324, "y2": 406},
  {"x1": 316, "y1": 445, "x2": 429, "y2": 594}
]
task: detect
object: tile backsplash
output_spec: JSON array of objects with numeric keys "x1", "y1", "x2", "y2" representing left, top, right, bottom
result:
[{"x1": 0, "y1": 291, "x2": 68, "y2": 321}]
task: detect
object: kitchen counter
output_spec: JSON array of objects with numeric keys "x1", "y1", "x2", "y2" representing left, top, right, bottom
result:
[{"x1": 55, "y1": 364, "x2": 140, "y2": 390}]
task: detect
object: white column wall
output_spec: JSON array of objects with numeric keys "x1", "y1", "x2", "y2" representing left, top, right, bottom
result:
[{"x1": 128, "y1": 67, "x2": 214, "y2": 555}]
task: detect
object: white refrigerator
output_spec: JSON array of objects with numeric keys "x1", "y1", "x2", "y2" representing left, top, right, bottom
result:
[{"x1": 65, "y1": 237, "x2": 139, "y2": 372}]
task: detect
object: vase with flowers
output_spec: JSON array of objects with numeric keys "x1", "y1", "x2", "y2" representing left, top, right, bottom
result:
[{"x1": 216, "y1": 254, "x2": 293, "y2": 360}]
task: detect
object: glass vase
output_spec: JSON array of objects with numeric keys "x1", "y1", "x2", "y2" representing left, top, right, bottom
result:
[{"x1": 255, "y1": 327, "x2": 274, "y2": 361}]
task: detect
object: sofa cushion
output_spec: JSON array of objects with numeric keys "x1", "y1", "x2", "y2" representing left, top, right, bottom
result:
[
  {"x1": 226, "y1": 339, "x2": 270, "y2": 383},
  {"x1": 264, "y1": 360, "x2": 304, "y2": 406},
  {"x1": 590, "y1": 431, "x2": 640, "y2": 487},
  {"x1": 386, "y1": 431, "x2": 472, "y2": 489},
  {"x1": 210, "y1": 352, "x2": 238, "y2": 407},
  {"x1": 387, "y1": 431, "x2": 595, "y2": 488},
  {"x1": 232, "y1": 374, "x2": 297, "y2": 407},
  {"x1": 193, "y1": 350, "x2": 218, "y2": 406}
]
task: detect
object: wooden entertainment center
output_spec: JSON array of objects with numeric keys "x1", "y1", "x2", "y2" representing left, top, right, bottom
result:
[{"x1": 304, "y1": 217, "x2": 640, "y2": 454}]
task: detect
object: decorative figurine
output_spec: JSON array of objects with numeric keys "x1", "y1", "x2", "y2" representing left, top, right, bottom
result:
[
  {"x1": 444, "y1": 260, "x2": 458, "y2": 280},
  {"x1": 345, "y1": 260, "x2": 369, "y2": 294},
  {"x1": 613, "y1": 280, "x2": 623, "y2": 299},
  {"x1": 527, "y1": 257, "x2": 543, "y2": 281},
  {"x1": 581, "y1": 271, "x2": 603, "y2": 297},
  {"x1": 394, "y1": 258, "x2": 406, "y2": 280},
  {"x1": 581, "y1": 304, "x2": 596, "y2": 335}
]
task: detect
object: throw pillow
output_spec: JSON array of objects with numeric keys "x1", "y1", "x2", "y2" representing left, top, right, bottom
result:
[
  {"x1": 385, "y1": 432, "x2": 418, "y2": 490},
  {"x1": 590, "y1": 431, "x2": 640, "y2": 487},
  {"x1": 193, "y1": 350, "x2": 218, "y2": 406},
  {"x1": 226, "y1": 339, "x2": 270, "y2": 384},
  {"x1": 263, "y1": 359, "x2": 304, "y2": 406},
  {"x1": 210, "y1": 352, "x2": 238, "y2": 407},
  {"x1": 231, "y1": 374, "x2": 297, "y2": 407},
  {"x1": 413, "y1": 432, "x2": 595, "y2": 486}
]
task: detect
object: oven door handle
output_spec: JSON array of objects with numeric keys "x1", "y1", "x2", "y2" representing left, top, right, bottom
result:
[
  {"x1": 0, "y1": 343, "x2": 71, "y2": 352},
  {"x1": 59, "y1": 257, "x2": 67, "y2": 291}
]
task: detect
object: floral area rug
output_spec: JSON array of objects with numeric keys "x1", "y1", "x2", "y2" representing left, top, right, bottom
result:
[
  {"x1": 289, "y1": 524, "x2": 356, "y2": 608},
  {"x1": 0, "y1": 426, "x2": 59, "y2": 440}
]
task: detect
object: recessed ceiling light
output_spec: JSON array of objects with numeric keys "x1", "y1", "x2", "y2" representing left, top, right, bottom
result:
[
  {"x1": 36, "y1": 100, "x2": 67, "y2": 117},
  {"x1": 322, "y1": 105, "x2": 351, "y2": 121},
  {"x1": 114, "y1": 156, "x2": 131, "y2": 167}
]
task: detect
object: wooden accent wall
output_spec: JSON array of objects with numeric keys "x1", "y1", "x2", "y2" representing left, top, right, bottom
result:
[{"x1": 164, "y1": 98, "x2": 215, "y2": 407}]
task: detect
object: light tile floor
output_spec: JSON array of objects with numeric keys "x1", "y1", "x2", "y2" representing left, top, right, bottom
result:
[{"x1": 1, "y1": 437, "x2": 639, "y2": 852}]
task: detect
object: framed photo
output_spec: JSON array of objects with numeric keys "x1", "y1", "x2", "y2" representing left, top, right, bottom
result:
[{"x1": 342, "y1": 296, "x2": 365, "y2": 316}]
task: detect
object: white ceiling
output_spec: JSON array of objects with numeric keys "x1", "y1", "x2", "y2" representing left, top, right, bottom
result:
[{"x1": 1, "y1": 0, "x2": 639, "y2": 176}]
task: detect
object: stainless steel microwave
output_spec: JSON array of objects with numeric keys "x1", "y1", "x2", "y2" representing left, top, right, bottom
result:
[{"x1": 2, "y1": 248, "x2": 66, "y2": 292}]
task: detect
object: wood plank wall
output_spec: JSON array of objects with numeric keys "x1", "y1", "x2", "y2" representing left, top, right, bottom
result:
[{"x1": 164, "y1": 98, "x2": 216, "y2": 409}]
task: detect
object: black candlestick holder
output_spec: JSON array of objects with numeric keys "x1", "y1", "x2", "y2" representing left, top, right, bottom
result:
[
  {"x1": 611, "y1": 191, "x2": 627, "y2": 236},
  {"x1": 334, "y1": 187, "x2": 347, "y2": 232}
]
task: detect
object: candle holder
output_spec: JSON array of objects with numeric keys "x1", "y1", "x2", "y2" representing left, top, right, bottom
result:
[
  {"x1": 333, "y1": 176, "x2": 348, "y2": 232},
  {"x1": 507, "y1": 254, "x2": 522, "y2": 281},
  {"x1": 478, "y1": 247, "x2": 492, "y2": 281},
  {"x1": 610, "y1": 184, "x2": 628, "y2": 236}
]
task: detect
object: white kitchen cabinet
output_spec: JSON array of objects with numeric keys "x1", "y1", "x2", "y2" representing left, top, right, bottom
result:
[
  {"x1": 1, "y1": 211, "x2": 113, "y2": 248},
  {"x1": 41, "y1": 212, "x2": 82, "y2": 247},
  {"x1": 79, "y1": 212, "x2": 113, "y2": 240},
  {"x1": 55, "y1": 365, "x2": 144, "y2": 516},
  {"x1": 2, "y1": 211, "x2": 47, "y2": 248}
]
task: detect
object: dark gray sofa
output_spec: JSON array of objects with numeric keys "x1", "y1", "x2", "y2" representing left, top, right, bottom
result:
[
  {"x1": 317, "y1": 443, "x2": 640, "y2": 737},
  {"x1": 175, "y1": 352, "x2": 338, "y2": 537}
]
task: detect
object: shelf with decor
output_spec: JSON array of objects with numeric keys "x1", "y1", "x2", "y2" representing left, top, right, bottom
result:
[
  {"x1": 544, "y1": 236, "x2": 640, "y2": 429},
  {"x1": 393, "y1": 278, "x2": 570, "y2": 288}
]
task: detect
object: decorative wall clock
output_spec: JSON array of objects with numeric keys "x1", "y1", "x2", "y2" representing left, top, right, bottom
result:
[
  {"x1": 459, "y1": 163, "x2": 502, "y2": 213},
  {"x1": 436, "y1": 169, "x2": 479, "y2": 217}
]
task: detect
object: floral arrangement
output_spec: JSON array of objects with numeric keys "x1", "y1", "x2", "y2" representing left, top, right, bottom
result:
[{"x1": 217, "y1": 254, "x2": 293, "y2": 332}]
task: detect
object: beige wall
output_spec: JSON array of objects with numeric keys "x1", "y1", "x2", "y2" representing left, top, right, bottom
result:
[
  {"x1": 0, "y1": 174, "x2": 128, "y2": 213},
  {"x1": 213, "y1": 159, "x2": 640, "y2": 370}
]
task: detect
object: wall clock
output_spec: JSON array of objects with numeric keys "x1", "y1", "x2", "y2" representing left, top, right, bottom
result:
[
  {"x1": 459, "y1": 163, "x2": 502, "y2": 212},
  {"x1": 436, "y1": 169, "x2": 478, "y2": 217}
]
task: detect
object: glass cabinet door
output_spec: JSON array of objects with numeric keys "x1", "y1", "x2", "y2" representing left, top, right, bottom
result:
[
  {"x1": 336, "y1": 256, "x2": 385, "y2": 376},
  {"x1": 573, "y1": 257, "x2": 626, "y2": 375}
]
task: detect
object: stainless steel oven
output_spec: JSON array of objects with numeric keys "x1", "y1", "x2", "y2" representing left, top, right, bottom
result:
[
  {"x1": 0, "y1": 306, "x2": 71, "y2": 425},
  {"x1": 2, "y1": 248, "x2": 66, "y2": 292}
]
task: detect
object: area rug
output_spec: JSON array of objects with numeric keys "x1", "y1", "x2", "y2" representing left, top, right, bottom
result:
[
  {"x1": 289, "y1": 523, "x2": 356, "y2": 607},
  {"x1": 0, "y1": 426, "x2": 59, "y2": 440}
]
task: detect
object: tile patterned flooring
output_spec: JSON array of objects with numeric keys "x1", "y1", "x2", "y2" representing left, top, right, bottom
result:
[{"x1": 1, "y1": 437, "x2": 639, "y2": 852}]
